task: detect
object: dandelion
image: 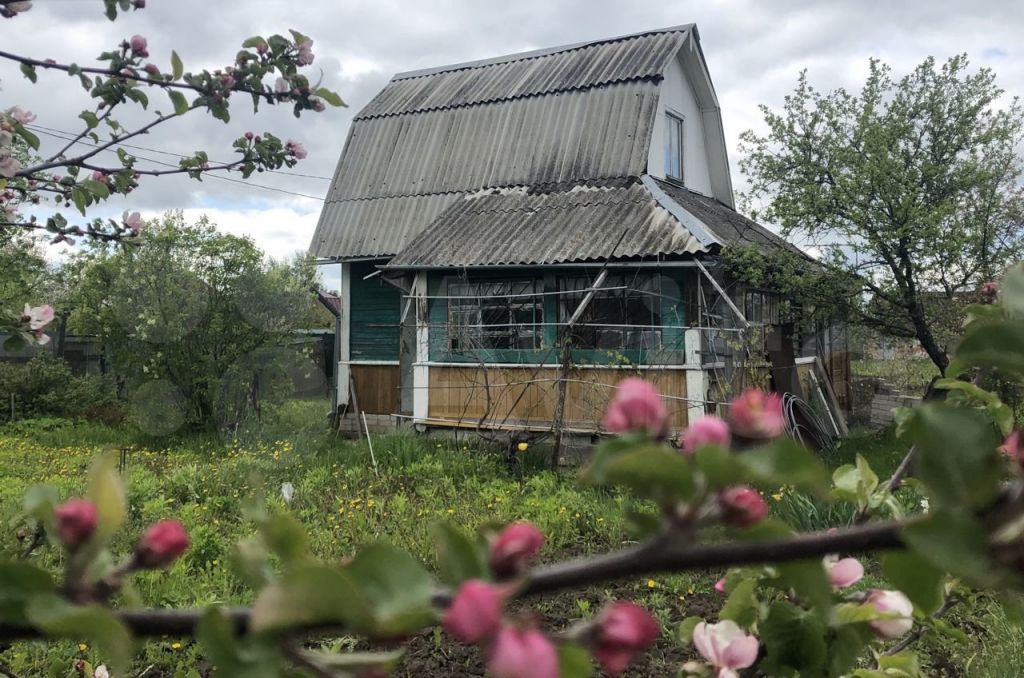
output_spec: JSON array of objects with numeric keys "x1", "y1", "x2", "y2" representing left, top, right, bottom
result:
[
  {"x1": 78, "y1": 643, "x2": 88, "y2": 652},
  {"x1": 646, "y1": 579, "x2": 657, "y2": 589},
  {"x1": 171, "y1": 641, "x2": 182, "y2": 651},
  {"x1": 517, "y1": 442, "x2": 529, "y2": 452}
]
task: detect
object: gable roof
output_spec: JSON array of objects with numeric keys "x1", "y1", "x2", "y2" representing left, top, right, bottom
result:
[{"x1": 310, "y1": 25, "x2": 692, "y2": 260}]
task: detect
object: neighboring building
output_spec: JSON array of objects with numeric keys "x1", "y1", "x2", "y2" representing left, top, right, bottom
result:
[{"x1": 310, "y1": 24, "x2": 846, "y2": 435}]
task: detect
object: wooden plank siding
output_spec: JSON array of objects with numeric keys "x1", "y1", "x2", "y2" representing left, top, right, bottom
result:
[
  {"x1": 351, "y1": 364, "x2": 401, "y2": 415},
  {"x1": 426, "y1": 366, "x2": 688, "y2": 432}
]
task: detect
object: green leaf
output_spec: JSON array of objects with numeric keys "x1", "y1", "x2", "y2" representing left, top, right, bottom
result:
[
  {"x1": 259, "y1": 513, "x2": 309, "y2": 568},
  {"x1": 78, "y1": 110, "x2": 100, "y2": 129},
  {"x1": 315, "y1": 87, "x2": 346, "y2": 107},
  {"x1": 298, "y1": 648, "x2": 406, "y2": 673},
  {"x1": 833, "y1": 602, "x2": 901, "y2": 625},
  {"x1": 0, "y1": 563, "x2": 55, "y2": 624},
  {"x1": 760, "y1": 601, "x2": 827, "y2": 677},
  {"x1": 288, "y1": 29, "x2": 310, "y2": 45},
  {"x1": 170, "y1": 50, "x2": 184, "y2": 80},
  {"x1": 126, "y1": 88, "x2": 149, "y2": 109},
  {"x1": 197, "y1": 607, "x2": 280, "y2": 678},
  {"x1": 933, "y1": 378, "x2": 1014, "y2": 434},
  {"x1": 600, "y1": 446, "x2": 695, "y2": 505},
  {"x1": 345, "y1": 544, "x2": 438, "y2": 637},
  {"x1": 27, "y1": 595, "x2": 131, "y2": 674},
  {"x1": 771, "y1": 559, "x2": 833, "y2": 619},
  {"x1": 16, "y1": 125, "x2": 40, "y2": 151},
  {"x1": 829, "y1": 624, "x2": 872, "y2": 677},
  {"x1": 168, "y1": 90, "x2": 190, "y2": 116},
  {"x1": 23, "y1": 484, "x2": 59, "y2": 526},
  {"x1": 250, "y1": 564, "x2": 370, "y2": 634},
  {"x1": 86, "y1": 452, "x2": 126, "y2": 541},
  {"x1": 719, "y1": 578, "x2": 760, "y2": 628},
  {"x1": 241, "y1": 36, "x2": 268, "y2": 50},
  {"x1": 231, "y1": 537, "x2": 273, "y2": 589},
  {"x1": 956, "y1": 319, "x2": 1024, "y2": 376},
  {"x1": 20, "y1": 62, "x2": 37, "y2": 83},
  {"x1": 431, "y1": 522, "x2": 488, "y2": 587},
  {"x1": 695, "y1": 444, "x2": 742, "y2": 490},
  {"x1": 557, "y1": 643, "x2": 594, "y2": 678},
  {"x1": 881, "y1": 551, "x2": 945, "y2": 614},
  {"x1": 902, "y1": 509, "x2": 995, "y2": 586},
  {"x1": 82, "y1": 179, "x2": 110, "y2": 199},
  {"x1": 677, "y1": 616, "x2": 702, "y2": 644},
  {"x1": 877, "y1": 650, "x2": 922, "y2": 677},
  {"x1": 1001, "y1": 264, "x2": 1024, "y2": 318},
  {"x1": 738, "y1": 438, "x2": 828, "y2": 496},
  {"x1": 71, "y1": 186, "x2": 89, "y2": 215},
  {"x1": 906, "y1": 404, "x2": 1001, "y2": 509}
]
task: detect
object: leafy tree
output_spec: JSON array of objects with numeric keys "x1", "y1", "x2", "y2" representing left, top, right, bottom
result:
[
  {"x1": 739, "y1": 55, "x2": 1024, "y2": 373},
  {"x1": 66, "y1": 211, "x2": 319, "y2": 430}
]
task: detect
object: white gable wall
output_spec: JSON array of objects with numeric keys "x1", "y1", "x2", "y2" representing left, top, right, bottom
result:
[{"x1": 647, "y1": 54, "x2": 714, "y2": 196}]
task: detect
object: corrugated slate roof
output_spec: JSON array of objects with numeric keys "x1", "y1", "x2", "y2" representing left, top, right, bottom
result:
[
  {"x1": 651, "y1": 178, "x2": 810, "y2": 259},
  {"x1": 358, "y1": 29, "x2": 689, "y2": 119},
  {"x1": 386, "y1": 180, "x2": 706, "y2": 267},
  {"x1": 311, "y1": 26, "x2": 691, "y2": 260}
]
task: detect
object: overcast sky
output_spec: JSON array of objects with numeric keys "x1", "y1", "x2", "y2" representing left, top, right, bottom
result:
[{"x1": 3, "y1": 0, "x2": 1023, "y2": 259}]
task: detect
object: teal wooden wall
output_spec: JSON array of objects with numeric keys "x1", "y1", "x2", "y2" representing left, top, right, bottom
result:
[
  {"x1": 349, "y1": 261, "x2": 401, "y2": 361},
  {"x1": 427, "y1": 267, "x2": 688, "y2": 366}
]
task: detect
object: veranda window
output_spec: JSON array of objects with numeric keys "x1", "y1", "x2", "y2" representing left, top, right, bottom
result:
[
  {"x1": 447, "y1": 279, "x2": 544, "y2": 351},
  {"x1": 557, "y1": 274, "x2": 663, "y2": 350}
]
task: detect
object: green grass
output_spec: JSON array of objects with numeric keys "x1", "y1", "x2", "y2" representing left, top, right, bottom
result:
[
  {"x1": 853, "y1": 358, "x2": 940, "y2": 395},
  {"x1": 0, "y1": 402, "x2": 1020, "y2": 675}
]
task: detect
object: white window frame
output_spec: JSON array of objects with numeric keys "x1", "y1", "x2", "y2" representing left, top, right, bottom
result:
[{"x1": 664, "y1": 110, "x2": 684, "y2": 183}]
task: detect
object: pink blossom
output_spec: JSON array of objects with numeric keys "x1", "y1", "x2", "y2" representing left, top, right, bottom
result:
[
  {"x1": 443, "y1": 580, "x2": 504, "y2": 644},
  {"x1": 681, "y1": 415, "x2": 731, "y2": 454},
  {"x1": 981, "y1": 281, "x2": 999, "y2": 297},
  {"x1": 6, "y1": 106, "x2": 35, "y2": 125},
  {"x1": 284, "y1": 139, "x2": 307, "y2": 160},
  {"x1": 295, "y1": 38, "x2": 315, "y2": 66},
  {"x1": 255, "y1": 41, "x2": 268, "y2": 55},
  {"x1": 23, "y1": 304, "x2": 54, "y2": 330},
  {"x1": 244, "y1": 131, "x2": 254, "y2": 141},
  {"x1": 714, "y1": 578, "x2": 726, "y2": 594},
  {"x1": 824, "y1": 556, "x2": 863, "y2": 588},
  {"x1": 54, "y1": 498, "x2": 97, "y2": 548},
  {"x1": 310, "y1": 97, "x2": 326, "y2": 112},
  {"x1": 692, "y1": 620, "x2": 759, "y2": 678},
  {"x1": 129, "y1": 35, "x2": 149, "y2": 58},
  {"x1": 91, "y1": 170, "x2": 108, "y2": 183},
  {"x1": 134, "y1": 519, "x2": 189, "y2": 568},
  {"x1": 487, "y1": 626, "x2": 558, "y2": 678},
  {"x1": 32, "y1": 330, "x2": 50, "y2": 345},
  {"x1": 274, "y1": 77, "x2": 290, "y2": 94},
  {"x1": 0, "y1": 129, "x2": 12, "y2": 147},
  {"x1": 122, "y1": 210, "x2": 143, "y2": 235},
  {"x1": 143, "y1": 63, "x2": 160, "y2": 77},
  {"x1": 718, "y1": 486, "x2": 768, "y2": 528},
  {"x1": 0, "y1": 155, "x2": 19, "y2": 178},
  {"x1": 999, "y1": 431, "x2": 1023, "y2": 464},
  {"x1": 592, "y1": 601, "x2": 660, "y2": 676},
  {"x1": 489, "y1": 522, "x2": 544, "y2": 578},
  {"x1": 865, "y1": 589, "x2": 914, "y2": 639},
  {"x1": 603, "y1": 377, "x2": 669, "y2": 437},
  {"x1": 728, "y1": 389, "x2": 785, "y2": 439}
]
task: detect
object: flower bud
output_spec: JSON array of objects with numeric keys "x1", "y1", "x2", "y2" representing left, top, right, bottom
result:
[
  {"x1": 134, "y1": 519, "x2": 189, "y2": 568},
  {"x1": 244, "y1": 131, "x2": 254, "y2": 141},
  {"x1": 718, "y1": 486, "x2": 768, "y2": 528},
  {"x1": 487, "y1": 626, "x2": 558, "y2": 678},
  {"x1": 824, "y1": 555, "x2": 863, "y2": 588},
  {"x1": 728, "y1": 389, "x2": 785, "y2": 439},
  {"x1": 680, "y1": 415, "x2": 730, "y2": 454},
  {"x1": 999, "y1": 431, "x2": 1023, "y2": 464},
  {"x1": 592, "y1": 601, "x2": 660, "y2": 676},
  {"x1": 54, "y1": 498, "x2": 98, "y2": 548},
  {"x1": 442, "y1": 580, "x2": 504, "y2": 644},
  {"x1": 866, "y1": 589, "x2": 913, "y2": 639},
  {"x1": 129, "y1": 35, "x2": 148, "y2": 58},
  {"x1": 603, "y1": 378, "x2": 669, "y2": 438},
  {"x1": 489, "y1": 522, "x2": 544, "y2": 578}
]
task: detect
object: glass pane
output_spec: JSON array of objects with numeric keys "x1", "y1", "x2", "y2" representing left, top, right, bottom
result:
[{"x1": 665, "y1": 114, "x2": 682, "y2": 179}]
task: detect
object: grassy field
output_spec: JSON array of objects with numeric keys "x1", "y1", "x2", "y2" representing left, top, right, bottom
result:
[{"x1": 0, "y1": 402, "x2": 1021, "y2": 676}]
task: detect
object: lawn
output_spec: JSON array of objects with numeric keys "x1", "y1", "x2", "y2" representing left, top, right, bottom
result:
[{"x1": 0, "y1": 403, "x2": 1021, "y2": 676}]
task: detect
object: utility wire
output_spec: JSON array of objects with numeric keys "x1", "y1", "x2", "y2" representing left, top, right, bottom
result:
[{"x1": 26, "y1": 125, "x2": 326, "y2": 202}]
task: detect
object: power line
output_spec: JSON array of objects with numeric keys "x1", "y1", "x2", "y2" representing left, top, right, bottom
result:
[
  {"x1": 28, "y1": 123, "x2": 334, "y2": 181},
  {"x1": 27, "y1": 125, "x2": 326, "y2": 201}
]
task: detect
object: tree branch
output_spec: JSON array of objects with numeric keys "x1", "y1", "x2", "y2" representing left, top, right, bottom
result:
[{"x1": 0, "y1": 519, "x2": 909, "y2": 641}]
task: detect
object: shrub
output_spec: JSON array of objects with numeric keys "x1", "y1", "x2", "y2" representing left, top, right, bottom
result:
[{"x1": 0, "y1": 354, "x2": 120, "y2": 423}]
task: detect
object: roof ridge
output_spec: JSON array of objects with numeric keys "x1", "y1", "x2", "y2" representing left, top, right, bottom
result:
[
  {"x1": 390, "y1": 24, "x2": 693, "y2": 81},
  {"x1": 354, "y1": 74, "x2": 662, "y2": 121}
]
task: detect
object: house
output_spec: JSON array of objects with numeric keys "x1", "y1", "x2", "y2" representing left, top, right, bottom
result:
[{"x1": 310, "y1": 24, "x2": 848, "y2": 438}]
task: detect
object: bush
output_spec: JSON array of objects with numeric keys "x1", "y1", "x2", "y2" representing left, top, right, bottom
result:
[{"x1": 0, "y1": 354, "x2": 120, "y2": 423}]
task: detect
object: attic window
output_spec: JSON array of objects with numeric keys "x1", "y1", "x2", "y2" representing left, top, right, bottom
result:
[{"x1": 664, "y1": 112, "x2": 684, "y2": 182}]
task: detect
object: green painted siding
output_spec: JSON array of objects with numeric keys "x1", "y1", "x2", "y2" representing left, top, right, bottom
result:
[
  {"x1": 427, "y1": 267, "x2": 688, "y2": 366},
  {"x1": 349, "y1": 261, "x2": 401, "y2": 361}
]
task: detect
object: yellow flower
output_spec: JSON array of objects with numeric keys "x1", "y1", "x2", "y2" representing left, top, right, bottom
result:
[
  {"x1": 171, "y1": 642, "x2": 182, "y2": 651},
  {"x1": 771, "y1": 492, "x2": 784, "y2": 501},
  {"x1": 517, "y1": 442, "x2": 529, "y2": 452},
  {"x1": 78, "y1": 643, "x2": 88, "y2": 652},
  {"x1": 647, "y1": 579, "x2": 658, "y2": 589}
]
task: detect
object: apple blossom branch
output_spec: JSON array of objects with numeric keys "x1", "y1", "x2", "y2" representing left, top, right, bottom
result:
[{"x1": 0, "y1": 518, "x2": 908, "y2": 641}]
